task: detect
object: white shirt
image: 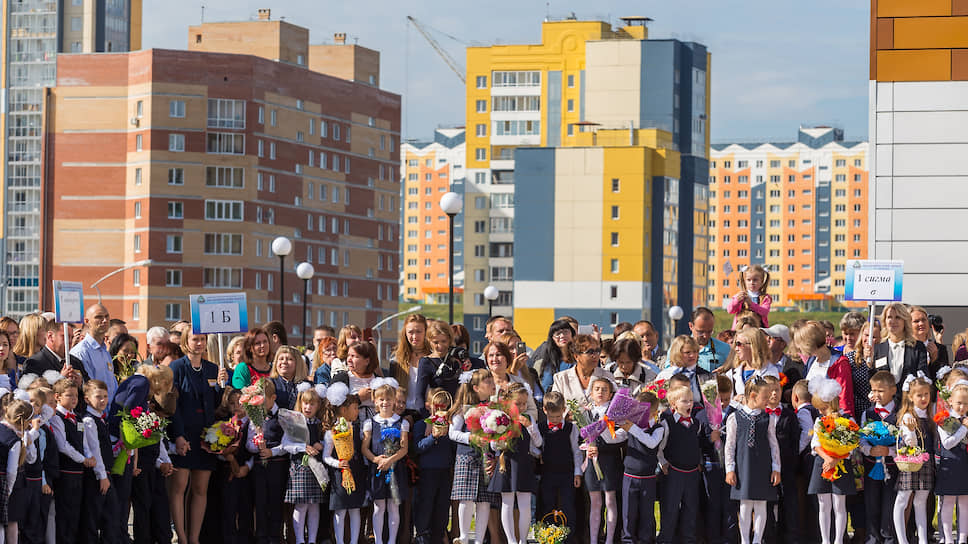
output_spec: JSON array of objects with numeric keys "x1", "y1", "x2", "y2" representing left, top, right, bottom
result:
[
  {"x1": 795, "y1": 404, "x2": 814, "y2": 454},
  {"x1": 900, "y1": 407, "x2": 928, "y2": 448},
  {"x1": 860, "y1": 401, "x2": 897, "y2": 456},
  {"x1": 51, "y1": 406, "x2": 86, "y2": 464},
  {"x1": 939, "y1": 410, "x2": 968, "y2": 450},
  {"x1": 405, "y1": 365, "x2": 421, "y2": 411},
  {"x1": 81, "y1": 407, "x2": 108, "y2": 480},
  {"x1": 888, "y1": 341, "x2": 906, "y2": 381},
  {"x1": 806, "y1": 356, "x2": 832, "y2": 383},
  {"x1": 724, "y1": 406, "x2": 781, "y2": 473}
]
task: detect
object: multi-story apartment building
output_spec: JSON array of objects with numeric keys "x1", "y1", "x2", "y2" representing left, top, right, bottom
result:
[
  {"x1": 41, "y1": 11, "x2": 402, "y2": 348},
  {"x1": 464, "y1": 17, "x2": 710, "y2": 348},
  {"x1": 1, "y1": 0, "x2": 142, "y2": 317},
  {"x1": 400, "y1": 128, "x2": 465, "y2": 304},
  {"x1": 708, "y1": 127, "x2": 868, "y2": 308},
  {"x1": 870, "y1": 3, "x2": 968, "y2": 329}
]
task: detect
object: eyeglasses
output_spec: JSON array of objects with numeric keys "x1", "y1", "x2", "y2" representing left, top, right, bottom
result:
[
  {"x1": 552, "y1": 330, "x2": 572, "y2": 338},
  {"x1": 579, "y1": 348, "x2": 601, "y2": 356},
  {"x1": 733, "y1": 341, "x2": 751, "y2": 347}
]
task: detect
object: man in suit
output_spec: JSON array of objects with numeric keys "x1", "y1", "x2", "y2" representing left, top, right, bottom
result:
[{"x1": 24, "y1": 319, "x2": 89, "y2": 385}]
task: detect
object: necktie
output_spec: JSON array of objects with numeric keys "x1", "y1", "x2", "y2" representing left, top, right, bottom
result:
[
  {"x1": 679, "y1": 416, "x2": 692, "y2": 426},
  {"x1": 548, "y1": 423, "x2": 562, "y2": 432},
  {"x1": 766, "y1": 407, "x2": 781, "y2": 416},
  {"x1": 100, "y1": 413, "x2": 107, "y2": 421}
]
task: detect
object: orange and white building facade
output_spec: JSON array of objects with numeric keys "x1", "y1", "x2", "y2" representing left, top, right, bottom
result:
[
  {"x1": 709, "y1": 127, "x2": 868, "y2": 307},
  {"x1": 870, "y1": 0, "x2": 968, "y2": 309},
  {"x1": 400, "y1": 129, "x2": 465, "y2": 304}
]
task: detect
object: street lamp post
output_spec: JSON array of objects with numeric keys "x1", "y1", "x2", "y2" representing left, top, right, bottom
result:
[
  {"x1": 439, "y1": 192, "x2": 463, "y2": 324},
  {"x1": 483, "y1": 285, "x2": 499, "y2": 318},
  {"x1": 90, "y1": 259, "x2": 153, "y2": 303},
  {"x1": 668, "y1": 305, "x2": 684, "y2": 346},
  {"x1": 271, "y1": 236, "x2": 292, "y2": 323},
  {"x1": 296, "y1": 262, "x2": 315, "y2": 346}
]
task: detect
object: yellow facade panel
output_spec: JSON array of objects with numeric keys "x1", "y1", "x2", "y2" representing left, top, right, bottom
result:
[
  {"x1": 513, "y1": 307, "x2": 556, "y2": 348},
  {"x1": 894, "y1": 17, "x2": 968, "y2": 49},
  {"x1": 877, "y1": 0, "x2": 951, "y2": 17},
  {"x1": 876, "y1": 49, "x2": 951, "y2": 81}
]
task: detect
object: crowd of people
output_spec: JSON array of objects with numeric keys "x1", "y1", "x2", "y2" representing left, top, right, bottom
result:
[{"x1": 0, "y1": 277, "x2": 964, "y2": 544}]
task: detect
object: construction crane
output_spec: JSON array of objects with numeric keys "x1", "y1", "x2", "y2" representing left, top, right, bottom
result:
[{"x1": 406, "y1": 15, "x2": 466, "y2": 84}]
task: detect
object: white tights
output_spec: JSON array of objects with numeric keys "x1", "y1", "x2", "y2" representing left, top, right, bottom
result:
[
  {"x1": 738, "y1": 500, "x2": 767, "y2": 544},
  {"x1": 499, "y1": 492, "x2": 532, "y2": 544},
  {"x1": 817, "y1": 493, "x2": 847, "y2": 544},
  {"x1": 940, "y1": 495, "x2": 968, "y2": 544},
  {"x1": 457, "y1": 501, "x2": 490, "y2": 544},
  {"x1": 293, "y1": 503, "x2": 320, "y2": 544},
  {"x1": 589, "y1": 490, "x2": 618, "y2": 544},
  {"x1": 894, "y1": 490, "x2": 930, "y2": 544},
  {"x1": 333, "y1": 508, "x2": 361, "y2": 544},
  {"x1": 372, "y1": 499, "x2": 400, "y2": 544}
]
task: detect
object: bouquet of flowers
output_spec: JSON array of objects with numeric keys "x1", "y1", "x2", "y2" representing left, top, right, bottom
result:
[
  {"x1": 644, "y1": 378, "x2": 669, "y2": 402},
  {"x1": 701, "y1": 379, "x2": 723, "y2": 433},
  {"x1": 580, "y1": 388, "x2": 650, "y2": 443},
  {"x1": 859, "y1": 421, "x2": 898, "y2": 480},
  {"x1": 465, "y1": 399, "x2": 523, "y2": 473},
  {"x1": 936, "y1": 368, "x2": 953, "y2": 413},
  {"x1": 200, "y1": 416, "x2": 242, "y2": 455},
  {"x1": 239, "y1": 379, "x2": 270, "y2": 463},
  {"x1": 113, "y1": 350, "x2": 141, "y2": 383},
  {"x1": 814, "y1": 415, "x2": 860, "y2": 481},
  {"x1": 425, "y1": 411, "x2": 449, "y2": 431},
  {"x1": 112, "y1": 405, "x2": 168, "y2": 475},
  {"x1": 895, "y1": 423, "x2": 930, "y2": 473},
  {"x1": 332, "y1": 416, "x2": 357, "y2": 493},
  {"x1": 933, "y1": 409, "x2": 968, "y2": 446},
  {"x1": 377, "y1": 426, "x2": 402, "y2": 503},
  {"x1": 531, "y1": 510, "x2": 571, "y2": 544},
  {"x1": 566, "y1": 399, "x2": 603, "y2": 480}
]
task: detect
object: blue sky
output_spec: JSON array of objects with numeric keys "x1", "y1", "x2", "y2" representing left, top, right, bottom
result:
[{"x1": 144, "y1": 0, "x2": 870, "y2": 144}]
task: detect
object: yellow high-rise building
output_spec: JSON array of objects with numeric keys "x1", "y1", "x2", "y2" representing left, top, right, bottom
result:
[{"x1": 462, "y1": 17, "x2": 710, "y2": 350}]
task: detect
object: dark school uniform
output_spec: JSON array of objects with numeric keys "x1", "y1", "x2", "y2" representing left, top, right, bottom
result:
[
  {"x1": 701, "y1": 402, "x2": 737, "y2": 544},
  {"x1": 0, "y1": 424, "x2": 26, "y2": 526},
  {"x1": 413, "y1": 418, "x2": 455, "y2": 544},
  {"x1": 622, "y1": 422, "x2": 662, "y2": 544},
  {"x1": 487, "y1": 422, "x2": 539, "y2": 494},
  {"x1": 935, "y1": 411, "x2": 968, "y2": 496},
  {"x1": 538, "y1": 421, "x2": 579, "y2": 541},
  {"x1": 131, "y1": 438, "x2": 174, "y2": 544},
  {"x1": 797, "y1": 404, "x2": 821, "y2": 543},
  {"x1": 81, "y1": 408, "x2": 122, "y2": 544},
  {"x1": 53, "y1": 408, "x2": 86, "y2": 544},
  {"x1": 766, "y1": 404, "x2": 802, "y2": 544},
  {"x1": 583, "y1": 406, "x2": 625, "y2": 492},
  {"x1": 326, "y1": 420, "x2": 369, "y2": 510},
  {"x1": 21, "y1": 422, "x2": 57, "y2": 544},
  {"x1": 808, "y1": 415, "x2": 858, "y2": 496},
  {"x1": 450, "y1": 415, "x2": 498, "y2": 505},
  {"x1": 727, "y1": 408, "x2": 778, "y2": 502},
  {"x1": 239, "y1": 406, "x2": 290, "y2": 544},
  {"x1": 657, "y1": 409, "x2": 715, "y2": 544},
  {"x1": 367, "y1": 415, "x2": 411, "y2": 500},
  {"x1": 861, "y1": 403, "x2": 899, "y2": 544},
  {"x1": 284, "y1": 418, "x2": 326, "y2": 505},
  {"x1": 896, "y1": 412, "x2": 935, "y2": 492},
  {"x1": 169, "y1": 356, "x2": 221, "y2": 471}
]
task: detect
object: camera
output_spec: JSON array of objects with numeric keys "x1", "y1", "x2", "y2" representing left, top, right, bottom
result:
[
  {"x1": 434, "y1": 346, "x2": 470, "y2": 382},
  {"x1": 929, "y1": 314, "x2": 944, "y2": 333}
]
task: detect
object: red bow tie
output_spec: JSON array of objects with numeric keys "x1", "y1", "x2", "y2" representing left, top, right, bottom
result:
[
  {"x1": 766, "y1": 407, "x2": 781, "y2": 416},
  {"x1": 100, "y1": 413, "x2": 107, "y2": 421},
  {"x1": 875, "y1": 408, "x2": 889, "y2": 417},
  {"x1": 63, "y1": 412, "x2": 76, "y2": 423},
  {"x1": 679, "y1": 416, "x2": 692, "y2": 426},
  {"x1": 548, "y1": 423, "x2": 562, "y2": 432}
]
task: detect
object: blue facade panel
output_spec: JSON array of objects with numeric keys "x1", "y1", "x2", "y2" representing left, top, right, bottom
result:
[
  {"x1": 547, "y1": 71, "x2": 562, "y2": 147},
  {"x1": 640, "y1": 41, "x2": 676, "y2": 138},
  {"x1": 752, "y1": 184, "x2": 766, "y2": 265},
  {"x1": 513, "y1": 148, "x2": 556, "y2": 282},
  {"x1": 815, "y1": 182, "x2": 832, "y2": 289}
]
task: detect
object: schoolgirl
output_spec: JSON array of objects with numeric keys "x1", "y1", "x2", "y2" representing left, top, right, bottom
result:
[
  {"x1": 362, "y1": 378, "x2": 410, "y2": 544},
  {"x1": 283, "y1": 383, "x2": 329, "y2": 544},
  {"x1": 448, "y1": 369, "x2": 497, "y2": 544},
  {"x1": 321, "y1": 383, "x2": 367, "y2": 544}
]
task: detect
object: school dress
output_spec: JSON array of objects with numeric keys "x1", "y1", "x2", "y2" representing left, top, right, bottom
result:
[
  {"x1": 21, "y1": 422, "x2": 57, "y2": 544},
  {"x1": 284, "y1": 418, "x2": 326, "y2": 504},
  {"x1": 583, "y1": 405, "x2": 627, "y2": 492},
  {"x1": 486, "y1": 421, "x2": 540, "y2": 494},
  {"x1": 366, "y1": 414, "x2": 411, "y2": 500},
  {"x1": 807, "y1": 416, "x2": 857, "y2": 496},
  {"x1": 169, "y1": 356, "x2": 221, "y2": 471},
  {"x1": 324, "y1": 421, "x2": 369, "y2": 510},
  {"x1": 897, "y1": 412, "x2": 935, "y2": 491},
  {"x1": 934, "y1": 411, "x2": 968, "y2": 496},
  {"x1": 726, "y1": 407, "x2": 780, "y2": 501},
  {"x1": 0, "y1": 423, "x2": 26, "y2": 525},
  {"x1": 449, "y1": 411, "x2": 500, "y2": 504}
]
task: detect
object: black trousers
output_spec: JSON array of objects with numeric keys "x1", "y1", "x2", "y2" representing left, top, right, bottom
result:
[
  {"x1": 864, "y1": 473, "x2": 898, "y2": 544},
  {"x1": 766, "y1": 470, "x2": 801, "y2": 544},
  {"x1": 537, "y1": 471, "x2": 577, "y2": 542},
  {"x1": 81, "y1": 469, "x2": 121, "y2": 544},
  {"x1": 414, "y1": 468, "x2": 451, "y2": 544},
  {"x1": 19, "y1": 479, "x2": 49, "y2": 544},
  {"x1": 131, "y1": 467, "x2": 172, "y2": 544},
  {"x1": 55, "y1": 472, "x2": 83, "y2": 544},
  {"x1": 657, "y1": 469, "x2": 700, "y2": 544},
  {"x1": 622, "y1": 475, "x2": 657, "y2": 544},
  {"x1": 253, "y1": 458, "x2": 290, "y2": 544}
]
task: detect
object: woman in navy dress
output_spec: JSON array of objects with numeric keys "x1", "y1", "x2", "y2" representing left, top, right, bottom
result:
[{"x1": 169, "y1": 330, "x2": 223, "y2": 544}]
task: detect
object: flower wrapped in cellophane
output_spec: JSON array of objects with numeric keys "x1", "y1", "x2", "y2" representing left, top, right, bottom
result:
[
  {"x1": 566, "y1": 399, "x2": 603, "y2": 481},
  {"x1": 579, "y1": 388, "x2": 649, "y2": 443},
  {"x1": 859, "y1": 421, "x2": 897, "y2": 480},
  {"x1": 465, "y1": 399, "x2": 523, "y2": 473},
  {"x1": 112, "y1": 406, "x2": 168, "y2": 475},
  {"x1": 815, "y1": 415, "x2": 861, "y2": 481},
  {"x1": 332, "y1": 417, "x2": 356, "y2": 493},
  {"x1": 200, "y1": 416, "x2": 242, "y2": 455}
]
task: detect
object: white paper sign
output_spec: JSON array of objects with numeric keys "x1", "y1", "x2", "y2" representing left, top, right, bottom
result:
[
  {"x1": 190, "y1": 293, "x2": 248, "y2": 335},
  {"x1": 844, "y1": 260, "x2": 904, "y2": 302},
  {"x1": 53, "y1": 281, "x2": 85, "y2": 323}
]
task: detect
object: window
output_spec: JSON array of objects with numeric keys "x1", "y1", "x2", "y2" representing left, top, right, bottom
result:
[
  {"x1": 611, "y1": 232, "x2": 619, "y2": 246},
  {"x1": 132, "y1": 302, "x2": 140, "y2": 321},
  {"x1": 476, "y1": 124, "x2": 486, "y2": 137},
  {"x1": 133, "y1": 234, "x2": 141, "y2": 252},
  {"x1": 204, "y1": 200, "x2": 243, "y2": 221},
  {"x1": 205, "y1": 166, "x2": 244, "y2": 188},
  {"x1": 491, "y1": 71, "x2": 541, "y2": 87},
  {"x1": 567, "y1": 99, "x2": 574, "y2": 112},
  {"x1": 135, "y1": 168, "x2": 142, "y2": 185},
  {"x1": 203, "y1": 267, "x2": 242, "y2": 288},
  {"x1": 474, "y1": 196, "x2": 487, "y2": 209},
  {"x1": 320, "y1": 121, "x2": 328, "y2": 137},
  {"x1": 270, "y1": 110, "x2": 277, "y2": 127},
  {"x1": 134, "y1": 202, "x2": 142, "y2": 218},
  {"x1": 168, "y1": 168, "x2": 183, "y2": 185},
  {"x1": 71, "y1": 17, "x2": 82, "y2": 31},
  {"x1": 136, "y1": 134, "x2": 143, "y2": 151},
  {"x1": 490, "y1": 193, "x2": 513, "y2": 208},
  {"x1": 493, "y1": 120, "x2": 540, "y2": 136},
  {"x1": 270, "y1": 142, "x2": 276, "y2": 159},
  {"x1": 475, "y1": 148, "x2": 486, "y2": 161},
  {"x1": 333, "y1": 125, "x2": 341, "y2": 140},
  {"x1": 567, "y1": 74, "x2": 575, "y2": 88},
  {"x1": 258, "y1": 107, "x2": 264, "y2": 124},
  {"x1": 611, "y1": 178, "x2": 620, "y2": 192},
  {"x1": 836, "y1": 159, "x2": 846, "y2": 167},
  {"x1": 169, "y1": 100, "x2": 185, "y2": 118},
  {"x1": 166, "y1": 235, "x2": 182, "y2": 253},
  {"x1": 204, "y1": 233, "x2": 243, "y2": 255},
  {"x1": 165, "y1": 269, "x2": 182, "y2": 287},
  {"x1": 206, "y1": 133, "x2": 244, "y2": 154},
  {"x1": 610, "y1": 259, "x2": 619, "y2": 273},
  {"x1": 476, "y1": 75, "x2": 487, "y2": 88},
  {"x1": 167, "y1": 202, "x2": 183, "y2": 219},
  {"x1": 168, "y1": 134, "x2": 185, "y2": 152},
  {"x1": 611, "y1": 206, "x2": 619, "y2": 219},
  {"x1": 492, "y1": 96, "x2": 541, "y2": 112},
  {"x1": 165, "y1": 304, "x2": 182, "y2": 321}
]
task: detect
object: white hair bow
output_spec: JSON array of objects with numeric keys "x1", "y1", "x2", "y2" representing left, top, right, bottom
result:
[
  {"x1": 937, "y1": 366, "x2": 953, "y2": 381},
  {"x1": 808, "y1": 376, "x2": 842, "y2": 403},
  {"x1": 459, "y1": 371, "x2": 474, "y2": 384},
  {"x1": 326, "y1": 382, "x2": 349, "y2": 407}
]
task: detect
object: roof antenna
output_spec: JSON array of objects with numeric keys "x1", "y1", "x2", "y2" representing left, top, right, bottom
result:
[
  {"x1": 200, "y1": 3, "x2": 204, "y2": 23},
  {"x1": 545, "y1": 1, "x2": 550, "y2": 21}
]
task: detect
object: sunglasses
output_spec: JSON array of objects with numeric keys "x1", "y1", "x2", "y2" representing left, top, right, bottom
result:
[
  {"x1": 579, "y1": 348, "x2": 601, "y2": 356},
  {"x1": 734, "y1": 341, "x2": 751, "y2": 347}
]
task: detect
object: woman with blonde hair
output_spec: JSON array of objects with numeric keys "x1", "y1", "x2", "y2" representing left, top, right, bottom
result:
[
  {"x1": 224, "y1": 335, "x2": 246, "y2": 372},
  {"x1": 723, "y1": 328, "x2": 778, "y2": 396},
  {"x1": 390, "y1": 314, "x2": 432, "y2": 410},
  {"x1": 798, "y1": 320, "x2": 855, "y2": 416},
  {"x1": 871, "y1": 303, "x2": 928, "y2": 390},
  {"x1": 13, "y1": 313, "x2": 45, "y2": 359},
  {"x1": 270, "y1": 345, "x2": 310, "y2": 410}
]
